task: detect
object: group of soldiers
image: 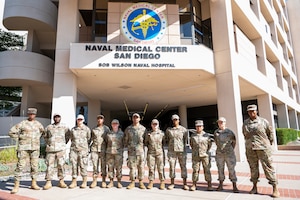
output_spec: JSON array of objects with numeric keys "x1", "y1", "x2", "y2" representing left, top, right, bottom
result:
[{"x1": 8, "y1": 104, "x2": 279, "y2": 198}]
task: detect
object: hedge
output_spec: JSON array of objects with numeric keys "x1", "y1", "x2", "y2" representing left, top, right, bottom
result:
[{"x1": 276, "y1": 128, "x2": 299, "y2": 145}]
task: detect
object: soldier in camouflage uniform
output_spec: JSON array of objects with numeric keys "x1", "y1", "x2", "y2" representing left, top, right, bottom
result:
[
  {"x1": 242, "y1": 104, "x2": 280, "y2": 198},
  {"x1": 105, "y1": 119, "x2": 124, "y2": 189},
  {"x1": 66, "y1": 114, "x2": 91, "y2": 189},
  {"x1": 214, "y1": 117, "x2": 239, "y2": 193},
  {"x1": 189, "y1": 120, "x2": 213, "y2": 191},
  {"x1": 43, "y1": 113, "x2": 70, "y2": 190},
  {"x1": 144, "y1": 119, "x2": 165, "y2": 190},
  {"x1": 124, "y1": 113, "x2": 147, "y2": 189},
  {"x1": 8, "y1": 108, "x2": 44, "y2": 194},
  {"x1": 165, "y1": 114, "x2": 189, "y2": 190},
  {"x1": 89, "y1": 114, "x2": 110, "y2": 188}
]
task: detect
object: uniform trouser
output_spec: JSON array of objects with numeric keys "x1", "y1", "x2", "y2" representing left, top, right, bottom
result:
[
  {"x1": 192, "y1": 156, "x2": 211, "y2": 182},
  {"x1": 15, "y1": 150, "x2": 39, "y2": 181},
  {"x1": 106, "y1": 153, "x2": 123, "y2": 179},
  {"x1": 45, "y1": 150, "x2": 65, "y2": 180},
  {"x1": 127, "y1": 154, "x2": 145, "y2": 181},
  {"x1": 246, "y1": 148, "x2": 277, "y2": 185},
  {"x1": 147, "y1": 153, "x2": 165, "y2": 181},
  {"x1": 90, "y1": 151, "x2": 106, "y2": 177},
  {"x1": 167, "y1": 151, "x2": 187, "y2": 179},
  {"x1": 69, "y1": 150, "x2": 88, "y2": 178},
  {"x1": 216, "y1": 151, "x2": 237, "y2": 182}
]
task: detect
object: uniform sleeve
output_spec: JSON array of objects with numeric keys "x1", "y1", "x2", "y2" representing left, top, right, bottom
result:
[
  {"x1": 231, "y1": 130, "x2": 236, "y2": 148},
  {"x1": 183, "y1": 127, "x2": 188, "y2": 146},
  {"x1": 124, "y1": 127, "x2": 129, "y2": 147},
  {"x1": 8, "y1": 122, "x2": 21, "y2": 139}
]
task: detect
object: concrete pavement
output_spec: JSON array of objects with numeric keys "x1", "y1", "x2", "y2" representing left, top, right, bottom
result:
[{"x1": 0, "y1": 149, "x2": 300, "y2": 200}]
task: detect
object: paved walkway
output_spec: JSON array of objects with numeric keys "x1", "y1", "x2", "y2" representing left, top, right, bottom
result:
[{"x1": 0, "y1": 150, "x2": 299, "y2": 200}]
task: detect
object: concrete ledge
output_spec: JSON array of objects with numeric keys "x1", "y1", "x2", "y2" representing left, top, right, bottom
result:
[{"x1": 278, "y1": 145, "x2": 300, "y2": 150}]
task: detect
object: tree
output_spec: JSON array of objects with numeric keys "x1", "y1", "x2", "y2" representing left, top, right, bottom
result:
[
  {"x1": 0, "y1": 29, "x2": 24, "y2": 112},
  {"x1": 0, "y1": 29, "x2": 24, "y2": 51}
]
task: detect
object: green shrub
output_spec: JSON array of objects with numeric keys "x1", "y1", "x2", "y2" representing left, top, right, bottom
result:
[
  {"x1": 276, "y1": 128, "x2": 298, "y2": 145},
  {"x1": 0, "y1": 147, "x2": 17, "y2": 164}
]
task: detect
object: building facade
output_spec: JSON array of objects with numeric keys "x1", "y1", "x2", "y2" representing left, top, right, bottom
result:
[{"x1": 1, "y1": 0, "x2": 300, "y2": 161}]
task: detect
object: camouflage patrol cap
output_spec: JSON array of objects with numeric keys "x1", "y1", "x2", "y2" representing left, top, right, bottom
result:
[
  {"x1": 171, "y1": 114, "x2": 180, "y2": 120},
  {"x1": 132, "y1": 113, "x2": 140, "y2": 118},
  {"x1": 76, "y1": 114, "x2": 85, "y2": 121},
  {"x1": 216, "y1": 117, "x2": 226, "y2": 122},
  {"x1": 97, "y1": 114, "x2": 104, "y2": 119},
  {"x1": 111, "y1": 119, "x2": 119, "y2": 124},
  {"x1": 151, "y1": 119, "x2": 159, "y2": 124},
  {"x1": 27, "y1": 108, "x2": 37, "y2": 115},
  {"x1": 247, "y1": 104, "x2": 257, "y2": 111},
  {"x1": 53, "y1": 113, "x2": 61, "y2": 117},
  {"x1": 195, "y1": 120, "x2": 204, "y2": 126}
]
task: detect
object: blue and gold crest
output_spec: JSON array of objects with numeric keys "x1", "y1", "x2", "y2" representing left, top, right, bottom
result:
[{"x1": 121, "y1": 3, "x2": 167, "y2": 44}]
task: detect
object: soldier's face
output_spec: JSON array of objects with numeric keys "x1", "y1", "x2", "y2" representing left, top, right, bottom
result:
[
  {"x1": 28, "y1": 113, "x2": 36, "y2": 121},
  {"x1": 132, "y1": 115, "x2": 140, "y2": 124},
  {"x1": 151, "y1": 123, "x2": 159, "y2": 130},
  {"x1": 77, "y1": 118, "x2": 84, "y2": 125},
  {"x1": 54, "y1": 116, "x2": 61, "y2": 124},
  {"x1": 97, "y1": 117, "x2": 104, "y2": 125},
  {"x1": 172, "y1": 118, "x2": 179, "y2": 126},
  {"x1": 218, "y1": 121, "x2": 226, "y2": 130},
  {"x1": 248, "y1": 110, "x2": 257, "y2": 120},
  {"x1": 111, "y1": 122, "x2": 119, "y2": 131},
  {"x1": 196, "y1": 125, "x2": 203, "y2": 132}
]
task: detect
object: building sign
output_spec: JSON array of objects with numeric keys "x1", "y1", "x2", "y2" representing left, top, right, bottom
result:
[
  {"x1": 69, "y1": 43, "x2": 214, "y2": 73},
  {"x1": 121, "y1": 3, "x2": 167, "y2": 44}
]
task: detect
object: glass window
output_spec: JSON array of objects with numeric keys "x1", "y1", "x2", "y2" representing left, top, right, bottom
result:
[{"x1": 95, "y1": 10, "x2": 107, "y2": 42}]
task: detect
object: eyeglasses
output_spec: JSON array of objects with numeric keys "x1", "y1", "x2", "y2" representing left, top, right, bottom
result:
[
  {"x1": 172, "y1": 119, "x2": 178, "y2": 121},
  {"x1": 77, "y1": 119, "x2": 83, "y2": 121}
]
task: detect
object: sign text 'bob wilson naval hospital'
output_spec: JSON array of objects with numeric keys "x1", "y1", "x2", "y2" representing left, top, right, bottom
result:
[{"x1": 69, "y1": 43, "x2": 214, "y2": 72}]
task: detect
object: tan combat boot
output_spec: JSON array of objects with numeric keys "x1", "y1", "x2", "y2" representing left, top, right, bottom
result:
[
  {"x1": 89, "y1": 176, "x2": 97, "y2": 188},
  {"x1": 207, "y1": 181, "x2": 213, "y2": 191},
  {"x1": 68, "y1": 178, "x2": 77, "y2": 189},
  {"x1": 217, "y1": 181, "x2": 223, "y2": 191},
  {"x1": 167, "y1": 178, "x2": 175, "y2": 190},
  {"x1": 272, "y1": 184, "x2": 280, "y2": 198},
  {"x1": 233, "y1": 182, "x2": 239, "y2": 193},
  {"x1": 190, "y1": 181, "x2": 197, "y2": 191},
  {"x1": 127, "y1": 181, "x2": 135, "y2": 189},
  {"x1": 147, "y1": 181, "x2": 153, "y2": 189},
  {"x1": 80, "y1": 176, "x2": 87, "y2": 188},
  {"x1": 182, "y1": 178, "x2": 189, "y2": 190},
  {"x1": 249, "y1": 182, "x2": 258, "y2": 194},
  {"x1": 101, "y1": 176, "x2": 107, "y2": 188},
  {"x1": 139, "y1": 180, "x2": 146, "y2": 189},
  {"x1": 58, "y1": 179, "x2": 67, "y2": 188},
  {"x1": 159, "y1": 180, "x2": 165, "y2": 190},
  {"x1": 11, "y1": 180, "x2": 20, "y2": 194},
  {"x1": 31, "y1": 179, "x2": 40, "y2": 190},
  {"x1": 117, "y1": 179, "x2": 122, "y2": 188},
  {"x1": 43, "y1": 180, "x2": 52, "y2": 190},
  {"x1": 107, "y1": 178, "x2": 114, "y2": 188}
]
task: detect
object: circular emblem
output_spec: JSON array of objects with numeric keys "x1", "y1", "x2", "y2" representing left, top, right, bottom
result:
[{"x1": 121, "y1": 3, "x2": 167, "y2": 44}]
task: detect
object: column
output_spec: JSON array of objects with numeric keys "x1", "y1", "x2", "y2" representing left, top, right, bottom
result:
[
  {"x1": 257, "y1": 94, "x2": 278, "y2": 150},
  {"x1": 88, "y1": 99, "x2": 101, "y2": 127},
  {"x1": 277, "y1": 103, "x2": 289, "y2": 128},
  {"x1": 211, "y1": 0, "x2": 245, "y2": 161},
  {"x1": 288, "y1": 109, "x2": 299, "y2": 130},
  {"x1": 178, "y1": 105, "x2": 187, "y2": 128},
  {"x1": 51, "y1": 0, "x2": 79, "y2": 128}
]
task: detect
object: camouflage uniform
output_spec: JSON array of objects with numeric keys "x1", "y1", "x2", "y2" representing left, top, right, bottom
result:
[
  {"x1": 165, "y1": 125, "x2": 188, "y2": 179},
  {"x1": 144, "y1": 129, "x2": 165, "y2": 182},
  {"x1": 43, "y1": 123, "x2": 70, "y2": 181},
  {"x1": 242, "y1": 116, "x2": 277, "y2": 185},
  {"x1": 8, "y1": 119, "x2": 44, "y2": 181},
  {"x1": 124, "y1": 124, "x2": 146, "y2": 181},
  {"x1": 90, "y1": 125, "x2": 110, "y2": 178},
  {"x1": 67, "y1": 124, "x2": 91, "y2": 178},
  {"x1": 105, "y1": 129, "x2": 124, "y2": 180},
  {"x1": 190, "y1": 130, "x2": 212, "y2": 182},
  {"x1": 214, "y1": 128, "x2": 237, "y2": 182}
]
